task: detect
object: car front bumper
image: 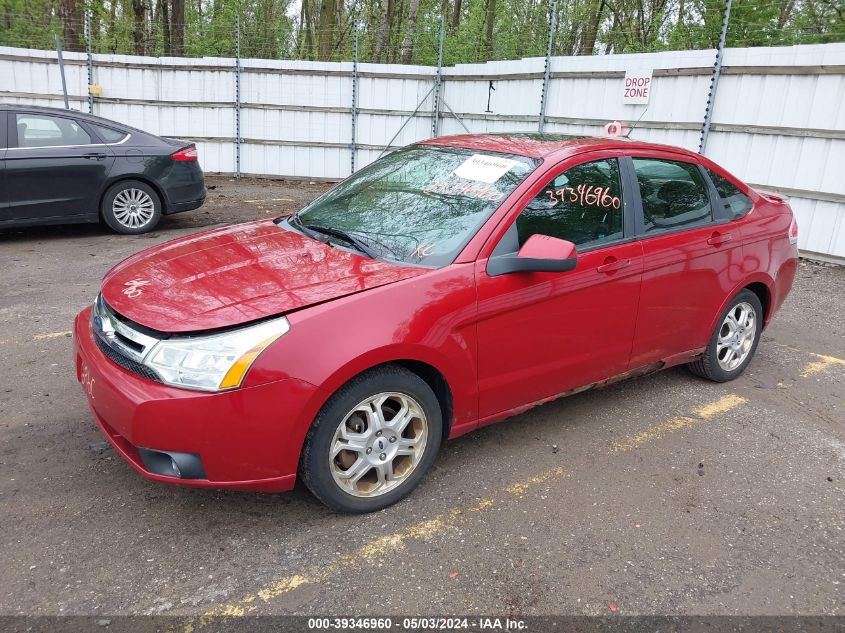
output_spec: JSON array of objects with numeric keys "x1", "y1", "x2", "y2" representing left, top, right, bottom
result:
[{"x1": 73, "y1": 306, "x2": 320, "y2": 492}]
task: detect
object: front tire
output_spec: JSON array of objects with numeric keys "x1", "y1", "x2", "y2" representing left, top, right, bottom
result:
[
  {"x1": 688, "y1": 289, "x2": 763, "y2": 382},
  {"x1": 300, "y1": 365, "x2": 443, "y2": 513},
  {"x1": 101, "y1": 180, "x2": 162, "y2": 235}
]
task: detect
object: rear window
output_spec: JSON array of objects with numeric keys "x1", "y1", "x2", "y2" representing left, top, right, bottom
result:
[
  {"x1": 632, "y1": 158, "x2": 713, "y2": 233},
  {"x1": 706, "y1": 169, "x2": 753, "y2": 218}
]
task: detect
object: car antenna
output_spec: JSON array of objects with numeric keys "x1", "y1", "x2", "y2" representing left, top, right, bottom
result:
[{"x1": 624, "y1": 106, "x2": 649, "y2": 138}]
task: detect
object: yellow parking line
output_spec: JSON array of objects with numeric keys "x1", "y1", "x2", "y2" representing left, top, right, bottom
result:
[
  {"x1": 800, "y1": 353, "x2": 845, "y2": 378},
  {"x1": 609, "y1": 394, "x2": 747, "y2": 454},
  {"x1": 180, "y1": 471, "x2": 567, "y2": 630},
  {"x1": 174, "y1": 345, "x2": 842, "y2": 627},
  {"x1": 32, "y1": 331, "x2": 72, "y2": 341},
  {"x1": 177, "y1": 393, "x2": 752, "y2": 629}
]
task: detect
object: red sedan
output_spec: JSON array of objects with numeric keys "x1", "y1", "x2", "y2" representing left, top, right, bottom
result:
[{"x1": 73, "y1": 134, "x2": 798, "y2": 512}]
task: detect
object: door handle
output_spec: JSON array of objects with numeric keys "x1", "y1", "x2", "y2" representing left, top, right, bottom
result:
[
  {"x1": 83, "y1": 152, "x2": 107, "y2": 161},
  {"x1": 707, "y1": 231, "x2": 733, "y2": 246},
  {"x1": 597, "y1": 257, "x2": 631, "y2": 273}
]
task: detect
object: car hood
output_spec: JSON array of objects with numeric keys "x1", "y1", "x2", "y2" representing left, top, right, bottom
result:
[{"x1": 100, "y1": 220, "x2": 428, "y2": 333}]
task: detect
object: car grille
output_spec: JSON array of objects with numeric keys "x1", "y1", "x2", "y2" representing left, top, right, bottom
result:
[{"x1": 95, "y1": 332, "x2": 162, "y2": 383}]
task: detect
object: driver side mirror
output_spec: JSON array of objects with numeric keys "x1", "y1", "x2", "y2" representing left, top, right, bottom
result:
[{"x1": 487, "y1": 234, "x2": 578, "y2": 277}]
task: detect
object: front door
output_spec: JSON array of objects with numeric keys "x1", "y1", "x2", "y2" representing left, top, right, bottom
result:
[
  {"x1": 475, "y1": 156, "x2": 643, "y2": 419},
  {"x1": 4, "y1": 112, "x2": 114, "y2": 223}
]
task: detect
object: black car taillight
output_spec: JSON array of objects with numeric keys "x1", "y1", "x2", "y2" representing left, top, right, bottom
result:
[{"x1": 171, "y1": 145, "x2": 198, "y2": 161}]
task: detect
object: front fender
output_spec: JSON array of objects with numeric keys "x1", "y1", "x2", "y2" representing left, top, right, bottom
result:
[{"x1": 246, "y1": 264, "x2": 480, "y2": 440}]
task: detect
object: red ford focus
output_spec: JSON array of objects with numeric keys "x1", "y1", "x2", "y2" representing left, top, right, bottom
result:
[{"x1": 73, "y1": 134, "x2": 798, "y2": 512}]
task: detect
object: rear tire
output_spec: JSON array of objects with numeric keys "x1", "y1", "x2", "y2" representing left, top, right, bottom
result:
[
  {"x1": 299, "y1": 365, "x2": 443, "y2": 513},
  {"x1": 101, "y1": 180, "x2": 162, "y2": 235},
  {"x1": 688, "y1": 289, "x2": 763, "y2": 382}
]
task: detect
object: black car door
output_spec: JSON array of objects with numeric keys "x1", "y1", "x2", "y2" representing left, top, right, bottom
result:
[{"x1": 4, "y1": 111, "x2": 115, "y2": 223}]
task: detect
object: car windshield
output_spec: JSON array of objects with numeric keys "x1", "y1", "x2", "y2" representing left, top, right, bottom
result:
[{"x1": 283, "y1": 145, "x2": 539, "y2": 267}]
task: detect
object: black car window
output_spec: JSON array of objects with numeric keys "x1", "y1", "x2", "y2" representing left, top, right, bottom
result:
[
  {"x1": 92, "y1": 124, "x2": 128, "y2": 143},
  {"x1": 15, "y1": 114, "x2": 93, "y2": 148},
  {"x1": 706, "y1": 168, "x2": 753, "y2": 218},
  {"x1": 632, "y1": 158, "x2": 713, "y2": 232},
  {"x1": 515, "y1": 158, "x2": 624, "y2": 249}
]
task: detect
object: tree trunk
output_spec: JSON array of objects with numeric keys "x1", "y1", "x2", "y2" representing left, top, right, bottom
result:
[
  {"x1": 159, "y1": 0, "x2": 171, "y2": 55},
  {"x1": 132, "y1": 0, "x2": 146, "y2": 55},
  {"x1": 400, "y1": 0, "x2": 420, "y2": 63},
  {"x1": 578, "y1": 0, "x2": 603, "y2": 55},
  {"x1": 60, "y1": 0, "x2": 83, "y2": 52},
  {"x1": 484, "y1": 0, "x2": 496, "y2": 59},
  {"x1": 376, "y1": 0, "x2": 394, "y2": 62},
  {"x1": 171, "y1": 0, "x2": 184, "y2": 55},
  {"x1": 317, "y1": 0, "x2": 338, "y2": 60},
  {"x1": 451, "y1": 0, "x2": 461, "y2": 30}
]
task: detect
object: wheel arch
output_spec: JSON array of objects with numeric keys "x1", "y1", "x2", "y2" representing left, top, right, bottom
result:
[
  {"x1": 706, "y1": 273, "x2": 775, "y2": 337},
  {"x1": 302, "y1": 346, "x2": 467, "y2": 444}
]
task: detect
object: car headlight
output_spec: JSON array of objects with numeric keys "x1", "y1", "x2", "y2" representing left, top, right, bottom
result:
[{"x1": 144, "y1": 316, "x2": 290, "y2": 392}]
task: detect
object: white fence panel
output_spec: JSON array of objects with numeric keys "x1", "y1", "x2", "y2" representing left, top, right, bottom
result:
[{"x1": 1, "y1": 43, "x2": 844, "y2": 260}]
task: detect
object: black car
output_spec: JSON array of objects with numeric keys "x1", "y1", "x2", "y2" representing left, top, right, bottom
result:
[{"x1": 0, "y1": 104, "x2": 206, "y2": 234}]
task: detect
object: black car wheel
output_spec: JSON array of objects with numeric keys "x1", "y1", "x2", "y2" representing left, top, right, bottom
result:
[
  {"x1": 688, "y1": 289, "x2": 763, "y2": 382},
  {"x1": 299, "y1": 365, "x2": 443, "y2": 513},
  {"x1": 101, "y1": 180, "x2": 162, "y2": 235}
]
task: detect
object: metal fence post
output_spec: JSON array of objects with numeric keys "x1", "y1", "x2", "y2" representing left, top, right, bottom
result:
[
  {"x1": 538, "y1": 0, "x2": 557, "y2": 133},
  {"x1": 350, "y1": 26, "x2": 360, "y2": 174},
  {"x1": 699, "y1": 0, "x2": 732, "y2": 154},
  {"x1": 54, "y1": 35, "x2": 70, "y2": 109},
  {"x1": 431, "y1": 15, "x2": 445, "y2": 138},
  {"x1": 234, "y1": 14, "x2": 242, "y2": 178},
  {"x1": 84, "y1": 6, "x2": 94, "y2": 113}
]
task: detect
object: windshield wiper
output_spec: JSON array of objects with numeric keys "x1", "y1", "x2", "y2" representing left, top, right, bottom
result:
[
  {"x1": 301, "y1": 223, "x2": 379, "y2": 260},
  {"x1": 288, "y1": 213, "x2": 330, "y2": 245}
]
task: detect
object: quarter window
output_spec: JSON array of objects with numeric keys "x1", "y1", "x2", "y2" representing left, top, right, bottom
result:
[
  {"x1": 706, "y1": 168, "x2": 753, "y2": 217},
  {"x1": 632, "y1": 158, "x2": 713, "y2": 232},
  {"x1": 15, "y1": 114, "x2": 92, "y2": 148},
  {"x1": 92, "y1": 124, "x2": 128, "y2": 144},
  {"x1": 515, "y1": 158, "x2": 624, "y2": 249}
]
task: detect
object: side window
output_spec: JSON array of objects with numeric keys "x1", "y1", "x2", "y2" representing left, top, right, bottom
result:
[
  {"x1": 515, "y1": 158, "x2": 624, "y2": 249},
  {"x1": 706, "y1": 168, "x2": 753, "y2": 218},
  {"x1": 92, "y1": 124, "x2": 128, "y2": 144},
  {"x1": 15, "y1": 114, "x2": 92, "y2": 148},
  {"x1": 632, "y1": 158, "x2": 713, "y2": 232}
]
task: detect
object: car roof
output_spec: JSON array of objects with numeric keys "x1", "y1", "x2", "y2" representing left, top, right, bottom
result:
[
  {"x1": 0, "y1": 103, "x2": 128, "y2": 128},
  {"x1": 420, "y1": 132, "x2": 699, "y2": 161}
]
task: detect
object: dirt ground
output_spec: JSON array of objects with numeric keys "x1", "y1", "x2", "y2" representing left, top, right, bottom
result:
[{"x1": 0, "y1": 175, "x2": 843, "y2": 623}]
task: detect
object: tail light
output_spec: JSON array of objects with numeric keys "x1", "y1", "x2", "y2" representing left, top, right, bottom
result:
[
  {"x1": 788, "y1": 216, "x2": 798, "y2": 245},
  {"x1": 171, "y1": 145, "x2": 198, "y2": 161}
]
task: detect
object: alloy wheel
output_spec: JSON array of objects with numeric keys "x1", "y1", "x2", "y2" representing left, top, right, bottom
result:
[
  {"x1": 716, "y1": 301, "x2": 756, "y2": 371},
  {"x1": 112, "y1": 188, "x2": 155, "y2": 229},
  {"x1": 329, "y1": 392, "x2": 429, "y2": 498}
]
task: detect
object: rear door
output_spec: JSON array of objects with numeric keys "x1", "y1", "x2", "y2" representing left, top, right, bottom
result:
[
  {"x1": 626, "y1": 153, "x2": 745, "y2": 368},
  {"x1": 4, "y1": 111, "x2": 115, "y2": 223}
]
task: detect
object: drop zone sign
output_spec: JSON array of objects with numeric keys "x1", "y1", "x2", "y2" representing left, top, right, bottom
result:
[{"x1": 623, "y1": 70, "x2": 652, "y2": 104}]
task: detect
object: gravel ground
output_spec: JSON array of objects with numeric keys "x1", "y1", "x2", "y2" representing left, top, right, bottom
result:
[{"x1": 0, "y1": 176, "x2": 843, "y2": 623}]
